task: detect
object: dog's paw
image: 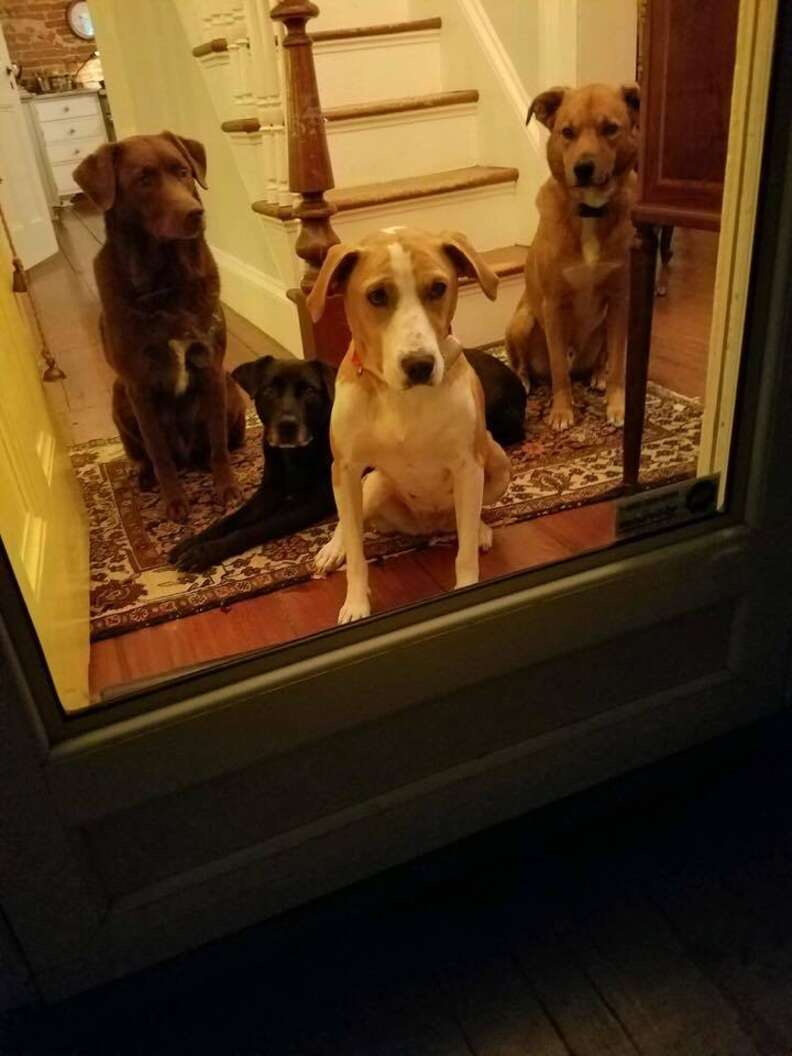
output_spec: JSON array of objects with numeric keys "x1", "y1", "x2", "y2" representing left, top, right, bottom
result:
[
  {"x1": 547, "y1": 402, "x2": 575, "y2": 432},
  {"x1": 315, "y1": 535, "x2": 345, "y2": 576},
  {"x1": 168, "y1": 535, "x2": 195, "y2": 563},
  {"x1": 590, "y1": 368, "x2": 608, "y2": 393},
  {"x1": 454, "y1": 568, "x2": 480, "y2": 590},
  {"x1": 478, "y1": 522, "x2": 493, "y2": 552},
  {"x1": 214, "y1": 478, "x2": 242, "y2": 510},
  {"x1": 174, "y1": 541, "x2": 220, "y2": 572},
  {"x1": 606, "y1": 387, "x2": 625, "y2": 427},
  {"x1": 165, "y1": 494, "x2": 190, "y2": 524},
  {"x1": 338, "y1": 594, "x2": 371, "y2": 624}
]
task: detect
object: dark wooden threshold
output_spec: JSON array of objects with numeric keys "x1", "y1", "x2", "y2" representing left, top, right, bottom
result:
[
  {"x1": 192, "y1": 37, "x2": 228, "y2": 58},
  {"x1": 311, "y1": 17, "x2": 442, "y2": 43},
  {"x1": 325, "y1": 89, "x2": 478, "y2": 123},
  {"x1": 252, "y1": 165, "x2": 519, "y2": 220}
]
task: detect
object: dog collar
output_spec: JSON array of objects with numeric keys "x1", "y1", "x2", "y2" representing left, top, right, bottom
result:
[
  {"x1": 350, "y1": 347, "x2": 364, "y2": 376},
  {"x1": 578, "y1": 203, "x2": 608, "y2": 218}
]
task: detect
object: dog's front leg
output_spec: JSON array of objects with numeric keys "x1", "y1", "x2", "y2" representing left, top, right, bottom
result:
[
  {"x1": 542, "y1": 299, "x2": 575, "y2": 431},
  {"x1": 453, "y1": 457, "x2": 485, "y2": 589},
  {"x1": 127, "y1": 386, "x2": 188, "y2": 522},
  {"x1": 604, "y1": 291, "x2": 628, "y2": 427},
  {"x1": 333, "y1": 460, "x2": 370, "y2": 624},
  {"x1": 205, "y1": 367, "x2": 242, "y2": 508}
]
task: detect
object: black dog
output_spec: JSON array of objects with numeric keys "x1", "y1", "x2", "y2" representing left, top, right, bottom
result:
[
  {"x1": 465, "y1": 349, "x2": 527, "y2": 446},
  {"x1": 169, "y1": 356, "x2": 336, "y2": 572}
]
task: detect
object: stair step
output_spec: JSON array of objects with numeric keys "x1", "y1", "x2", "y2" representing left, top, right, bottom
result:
[
  {"x1": 458, "y1": 245, "x2": 528, "y2": 287},
  {"x1": 192, "y1": 37, "x2": 227, "y2": 58},
  {"x1": 221, "y1": 90, "x2": 478, "y2": 137},
  {"x1": 325, "y1": 89, "x2": 478, "y2": 124},
  {"x1": 253, "y1": 166, "x2": 518, "y2": 221},
  {"x1": 311, "y1": 17, "x2": 442, "y2": 44}
]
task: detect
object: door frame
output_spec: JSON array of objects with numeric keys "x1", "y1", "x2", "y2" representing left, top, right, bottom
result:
[{"x1": 2, "y1": 0, "x2": 791, "y2": 1003}]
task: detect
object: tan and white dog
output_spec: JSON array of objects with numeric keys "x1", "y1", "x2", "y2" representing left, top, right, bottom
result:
[
  {"x1": 506, "y1": 82, "x2": 640, "y2": 431},
  {"x1": 307, "y1": 227, "x2": 512, "y2": 624}
]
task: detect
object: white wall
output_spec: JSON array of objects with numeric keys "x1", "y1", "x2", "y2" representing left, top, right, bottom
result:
[{"x1": 481, "y1": 0, "x2": 637, "y2": 93}]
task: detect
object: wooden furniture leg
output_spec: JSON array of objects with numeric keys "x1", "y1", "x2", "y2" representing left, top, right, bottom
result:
[
  {"x1": 656, "y1": 224, "x2": 674, "y2": 296},
  {"x1": 623, "y1": 222, "x2": 659, "y2": 492}
]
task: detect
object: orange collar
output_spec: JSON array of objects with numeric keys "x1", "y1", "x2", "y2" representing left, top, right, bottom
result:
[{"x1": 350, "y1": 346, "x2": 364, "y2": 375}]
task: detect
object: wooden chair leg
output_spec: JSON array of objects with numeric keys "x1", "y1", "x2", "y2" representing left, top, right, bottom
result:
[
  {"x1": 623, "y1": 222, "x2": 659, "y2": 492},
  {"x1": 656, "y1": 224, "x2": 674, "y2": 296}
]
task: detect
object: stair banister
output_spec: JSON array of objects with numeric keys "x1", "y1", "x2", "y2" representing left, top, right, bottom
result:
[{"x1": 270, "y1": 0, "x2": 340, "y2": 292}]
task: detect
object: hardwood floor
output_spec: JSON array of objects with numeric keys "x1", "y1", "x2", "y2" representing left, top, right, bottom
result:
[
  {"x1": 4, "y1": 712, "x2": 791, "y2": 1054},
  {"x1": 26, "y1": 205, "x2": 717, "y2": 703}
]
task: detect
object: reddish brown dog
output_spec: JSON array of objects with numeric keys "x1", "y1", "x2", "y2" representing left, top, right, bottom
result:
[
  {"x1": 506, "y1": 84, "x2": 639, "y2": 431},
  {"x1": 74, "y1": 131, "x2": 244, "y2": 522}
]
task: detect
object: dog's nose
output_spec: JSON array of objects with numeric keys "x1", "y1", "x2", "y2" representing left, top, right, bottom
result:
[
  {"x1": 402, "y1": 354, "x2": 435, "y2": 386},
  {"x1": 277, "y1": 415, "x2": 298, "y2": 442},
  {"x1": 184, "y1": 207, "x2": 205, "y2": 232},
  {"x1": 574, "y1": 161, "x2": 595, "y2": 186}
]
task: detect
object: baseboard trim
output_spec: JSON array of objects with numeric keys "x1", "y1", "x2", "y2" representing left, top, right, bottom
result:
[{"x1": 210, "y1": 245, "x2": 303, "y2": 357}]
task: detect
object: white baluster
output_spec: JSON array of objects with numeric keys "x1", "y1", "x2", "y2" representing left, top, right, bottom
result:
[{"x1": 270, "y1": 5, "x2": 294, "y2": 208}]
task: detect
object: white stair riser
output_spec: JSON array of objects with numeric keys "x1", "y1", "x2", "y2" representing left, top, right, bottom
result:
[
  {"x1": 331, "y1": 184, "x2": 520, "y2": 254},
  {"x1": 327, "y1": 107, "x2": 479, "y2": 186},
  {"x1": 315, "y1": 33, "x2": 442, "y2": 107},
  {"x1": 226, "y1": 133, "x2": 268, "y2": 204},
  {"x1": 453, "y1": 274, "x2": 523, "y2": 350},
  {"x1": 311, "y1": 1, "x2": 412, "y2": 32}
]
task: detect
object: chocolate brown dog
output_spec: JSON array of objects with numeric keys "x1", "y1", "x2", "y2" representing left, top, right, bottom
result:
[{"x1": 74, "y1": 131, "x2": 245, "y2": 522}]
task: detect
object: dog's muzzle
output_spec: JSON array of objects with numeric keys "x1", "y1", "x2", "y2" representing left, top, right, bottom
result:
[
  {"x1": 270, "y1": 415, "x2": 311, "y2": 448},
  {"x1": 402, "y1": 354, "x2": 436, "y2": 387}
]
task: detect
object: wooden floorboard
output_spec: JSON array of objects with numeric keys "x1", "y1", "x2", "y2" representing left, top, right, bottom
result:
[
  {"x1": 25, "y1": 204, "x2": 717, "y2": 703},
  {"x1": 5, "y1": 716, "x2": 791, "y2": 1054}
]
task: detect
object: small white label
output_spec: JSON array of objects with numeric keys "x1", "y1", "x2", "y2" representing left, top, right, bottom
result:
[{"x1": 615, "y1": 474, "x2": 720, "y2": 538}]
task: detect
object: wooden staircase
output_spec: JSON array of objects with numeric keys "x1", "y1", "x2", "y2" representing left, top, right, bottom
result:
[{"x1": 188, "y1": 1, "x2": 531, "y2": 359}]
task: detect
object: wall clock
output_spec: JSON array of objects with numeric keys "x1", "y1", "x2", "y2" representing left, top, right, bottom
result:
[{"x1": 66, "y1": 1, "x2": 95, "y2": 41}]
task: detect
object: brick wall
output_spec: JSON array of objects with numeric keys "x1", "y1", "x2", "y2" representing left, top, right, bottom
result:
[{"x1": 0, "y1": 0, "x2": 95, "y2": 78}]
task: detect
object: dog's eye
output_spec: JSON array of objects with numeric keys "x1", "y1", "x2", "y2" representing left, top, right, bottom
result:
[
  {"x1": 427, "y1": 280, "x2": 447, "y2": 301},
  {"x1": 603, "y1": 121, "x2": 620, "y2": 136},
  {"x1": 175, "y1": 165, "x2": 190, "y2": 178},
  {"x1": 367, "y1": 286, "x2": 389, "y2": 308},
  {"x1": 560, "y1": 126, "x2": 576, "y2": 140},
  {"x1": 138, "y1": 170, "x2": 155, "y2": 187}
]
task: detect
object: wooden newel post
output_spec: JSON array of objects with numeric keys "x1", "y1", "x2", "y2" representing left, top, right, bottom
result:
[{"x1": 270, "y1": 0, "x2": 339, "y2": 292}]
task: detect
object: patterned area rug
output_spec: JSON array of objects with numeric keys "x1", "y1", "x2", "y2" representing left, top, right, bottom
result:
[{"x1": 72, "y1": 375, "x2": 701, "y2": 640}]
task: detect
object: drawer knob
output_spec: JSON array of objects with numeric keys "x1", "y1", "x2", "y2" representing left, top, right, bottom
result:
[
  {"x1": 63, "y1": 105, "x2": 70, "y2": 112},
  {"x1": 68, "y1": 127, "x2": 75, "y2": 135},
  {"x1": 74, "y1": 148, "x2": 80, "y2": 155}
]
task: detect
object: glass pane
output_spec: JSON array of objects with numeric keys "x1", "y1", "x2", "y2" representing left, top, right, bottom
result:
[{"x1": 0, "y1": 0, "x2": 776, "y2": 712}]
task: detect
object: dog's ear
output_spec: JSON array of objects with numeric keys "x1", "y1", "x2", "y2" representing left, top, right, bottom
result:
[
  {"x1": 161, "y1": 131, "x2": 208, "y2": 188},
  {"x1": 73, "y1": 143, "x2": 118, "y2": 210},
  {"x1": 621, "y1": 83, "x2": 640, "y2": 126},
  {"x1": 306, "y1": 243, "x2": 360, "y2": 323},
  {"x1": 311, "y1": 361, "x2": 337, "y2": 403},
  {"x1": 440, "y1": 231, "x2": 498, "y2": 302},
  {"x1": 527, "y1": 87, "x2": 568, "y2": 130},
  {"x1": 232, "y1": 355, "x2": 273, "y2": 397}
]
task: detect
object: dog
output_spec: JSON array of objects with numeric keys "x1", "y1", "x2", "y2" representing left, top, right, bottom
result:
[
  {"x1": 306, "y1": 227, "x2": 512, "y2": 625},
  {"x1": 74, "y1": 131, "x2": 245, "y2": 523},
  {"x1": 506, "y1": 83, "x2": 640, "y2": 431},
  {"x1": 465, "y1": 348, "x2": 526, "y2": 447},
  {"x1": 169, "y1": 356, "x2": 336, "y2": 571}
]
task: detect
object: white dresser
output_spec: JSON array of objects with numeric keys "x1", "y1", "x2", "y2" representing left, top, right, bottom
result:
[{"x1": 23, "y1": 89, "x2": 108, "y2": 208}]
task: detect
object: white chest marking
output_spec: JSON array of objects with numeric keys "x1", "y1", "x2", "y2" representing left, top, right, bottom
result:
[
  {"x1": 169, "y1": 340, "x2": 190, "y2": 396},
  {"x1": 581, "y1": 217, "x2": 600, "y2": 265}
]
